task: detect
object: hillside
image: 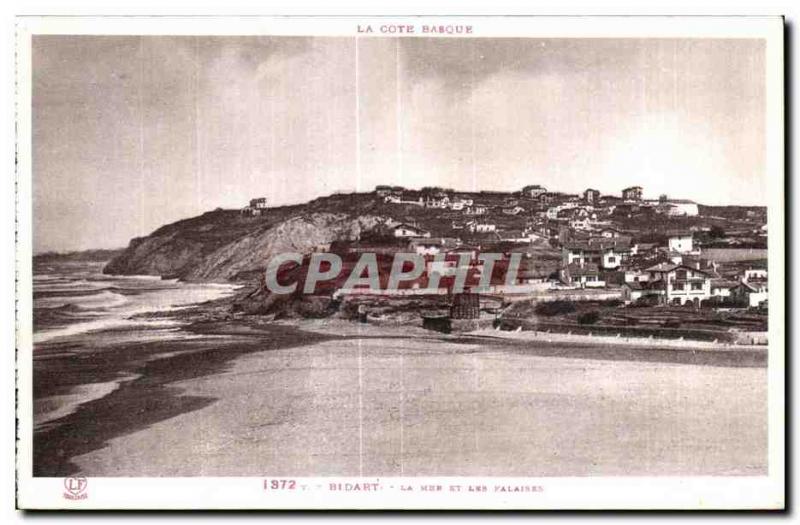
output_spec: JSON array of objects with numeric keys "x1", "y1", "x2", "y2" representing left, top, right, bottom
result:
[{"x1": 103, "y1": 203, "x2": 386, "y2": 282}]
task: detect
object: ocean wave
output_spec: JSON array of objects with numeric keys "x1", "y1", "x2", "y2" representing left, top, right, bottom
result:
[
  {"x1": 33, "y1": 318, "x2": 186, "y2": 345},
  {"x1": 35, "y1": 290, "x2": 130, "y2": 311}
]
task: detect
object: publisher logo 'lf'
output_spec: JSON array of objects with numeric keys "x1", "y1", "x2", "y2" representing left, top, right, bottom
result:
[{"x1": 63, "y1": 477, "x2": 88, "y2": 500}]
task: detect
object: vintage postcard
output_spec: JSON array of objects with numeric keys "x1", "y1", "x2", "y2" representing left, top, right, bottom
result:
[{"x1": 15, "y1": 16, "x2": 784, "y2": 509}]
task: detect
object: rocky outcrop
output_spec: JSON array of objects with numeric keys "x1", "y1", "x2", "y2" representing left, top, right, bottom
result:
[{"x1": 104, "y1": 210, "x2": 385, "y2": 282}]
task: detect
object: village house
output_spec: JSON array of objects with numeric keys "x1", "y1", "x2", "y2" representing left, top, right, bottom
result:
[
  {"x1": 562, "y1": 263, "x2": 605, "y2": 288},
  {"x1": 385, "y1": 193, "x2": 424, "y2": 206},
  {"x1": 597, "y1": 227, "x2": 625, "y2": 238},
  {"x1": 623, "y1": 262, "x2": 712, "y2": 306},
  {"x1": 729, "y1": 268, "x2": 768, "y2": 307},
  {"x1": 668, "y1": 232, "x2": 694, "y2": 254},
  {"x1": 521, "y1": 184, "x2": 547, "y2": 199},
  {"x1": 466, "y1": 220, "x2": 497, "y2": 233},
  {"x1": 654, "y1": 198, "x2": 699, "y2": 217},
  {"x1": 392, "y1": 223, "x2": 431, "y2": 238},
  {"x1": 447, "y1": 196, "x2": 473, "y2": 211},
  {"x1": 621, "y1": 186, "x2": 643, "y2": 201},
  {"x1": 570, "y1": 217, "x2": 593, "y2": 231},
  {"x1": 500, "y1": 229, "x2": 544, "y2": 244},
  {"x1": 620, "y1": 280, "x2": 664, "y2": 304},
  {"x1": 410, "y1": 237, "x2": 460, "y2": 256},
  {"x1": 241, "y1": 197, "x2": 269, "y2": 216},
  {"x1": 424, "y1": 193, "x2": 450, "y2": 208},
  {"x1": 546, "y1": 204, "x2": 578, "y2": 220},
  {"x1": 502, "y1": 205, "x2": 525, "y2": 216},
  {"x1": 375, "y1": 185, "x2": 393, "y2": 197},
  {"x1": 583, "y1": 188, "x2": 601, "y2": 204},
  {"x1": 464, "y1": 204, "x2": 488, "y2": 215},
  {"x1": 710, "y1": 278, "x2": 738, "y2": 300},
  {"x1": 562, "y1": 238, "x2": 632, "y2": 271},
  {"x1": 250, "y1": 197, "x2": 268, "y2": 209}
]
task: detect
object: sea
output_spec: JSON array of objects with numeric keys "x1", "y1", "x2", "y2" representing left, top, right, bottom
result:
[
  {"x1": 32, "y1": 258, "x2": 243, "y2": 431},
  {"x1": 32, "y1": 259, "x2": 241, "y2": 347}
]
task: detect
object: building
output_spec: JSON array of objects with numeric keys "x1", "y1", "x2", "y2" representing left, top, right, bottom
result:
[
  {"x1": 639, "y1": 262, "x2": 712, "y2": 306},
  {"x1": 562, "y1": 263, "x2": 605, "y2": 288},
  {"x1": 375, "y1": 185, "x2": 393, "y2": 197},
  {"x1": 668, "y1": 233, "x2": 694, "y2": 254},
  {"x1": 466, "y1": 221, "x2": 497, "y2": 233},
  {"x1": 730, "y1": 281, "x2": 768, "y2": 308},
  {"x1": 241, "y1": 197, "x2": 268, "y2": 216},
  {"x1": 583, "y1": 188, "x2": 601, "y2": 204},
  {"x1": 410, "y1": 237, "x2": 459, "y2": 256},
  {"x1": 249, "y1": 197, "x2": 268, "y2": 209},
  {"x1": 710, "y1": 278, "x2": 738, "y2": 300},
  {"x1": 424, "y1": 194, "x2": 450, "y2": 208},
  {"x1": 464, "y1": 205, "x2": 488, "y2": 215},
  {"x1": 729, "y1": 268, "x2": 768, "y2": 307},
  {"x1": 621, "y1": 280, "x2": 665, "y2": 303},
  {"x1": 562, "y1": 238, "x2": 632, "y2": 271},
  {"x1": 392, "y1": 223, "x2": 431, "y2": 238},
  {"x1": 522, "y1": 185, "x2": 547, "y2": 199},
  {"x1": 656, "y1": 199, "x2": 699, "y2": 217},
  {"x1": 502, "y1": 205, "x2": 525, "y2": 216},
  {"x1": 570, "y1": 217, "x2": 592, "y2": 231},
  {"x1": 597, "y1": 227, "x2": 625, "y2": 238},
  {"x1": 621, "y1": 186, "x2": 643, "y2": 201}
]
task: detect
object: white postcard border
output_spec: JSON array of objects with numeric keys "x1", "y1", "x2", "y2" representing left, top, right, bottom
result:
[{"x1": 15, "y1": 15, "x2": 785, "y2": 510}]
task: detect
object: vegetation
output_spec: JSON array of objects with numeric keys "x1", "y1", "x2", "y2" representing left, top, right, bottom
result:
[
  {"x1": 534, "y1": 300, "x2": 577, "y2": 316},
  {"x1": 577, "y1": 311, "x2": 600, "y2": 324}
]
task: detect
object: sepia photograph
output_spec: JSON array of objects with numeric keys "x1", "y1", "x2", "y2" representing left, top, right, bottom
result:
[{"x1": 15, "y1": 16, "x2": 785, "y2": 509}]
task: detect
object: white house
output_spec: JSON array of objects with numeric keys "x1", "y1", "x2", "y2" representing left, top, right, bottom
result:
[
  {"x1": 464, "y1": 205, "x2": 488, "y2": 216},
  {"x1": 730, "y1": 268, "x2": 768, "y2": 307},
  {"x1": 466, "y1": 221, "x2": 496, "y2": 233},
  {"x1": 522, "y1": 185, "x2": 547, "y2": 198},
  {"x1": 668, "y1": 233, "x2": 694, "y2": 254},
  {"x1": 659, "y1": 199, "x2": 699, "y2": 217},
  {"x1": 393, "y1": 223, "x2": 431, "y2": 238},
  {"x1": 642, "y1": 262, "x2": 712, "y2": 306},
  {"x1": 249, "y1": 197, "x2": 268, "y2": 209}
]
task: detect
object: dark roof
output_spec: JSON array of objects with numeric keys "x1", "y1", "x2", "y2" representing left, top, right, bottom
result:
[
  {"x1": 645, "y1": 263, "x2": 711, "y2": 276},
  {"x1": 624, "y1": 280, "x2": 663, "y2": 291},
  {"x1": 394, "y1": 223, "x2": 429, "y2": 233},
  {"x1": 564, "y1": 238, "x2": 632, "y2": 251}
]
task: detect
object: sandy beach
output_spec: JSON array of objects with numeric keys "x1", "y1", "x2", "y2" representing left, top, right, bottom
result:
[{"x1": 33, "y1": 318, "x2": 767, "y2": 477}]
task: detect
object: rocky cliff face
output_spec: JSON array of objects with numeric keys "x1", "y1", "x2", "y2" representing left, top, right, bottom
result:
[{"x1": 103, "y1": 210, "x2": 385, "y2": 282}]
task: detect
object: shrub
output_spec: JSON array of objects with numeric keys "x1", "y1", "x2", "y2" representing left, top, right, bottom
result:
[
  {"x1": 577, "y1": 311, "x2": 601, "y2": 325},
  {"x1": 632, "y1": 294, "x2": 661, "y2": 307},
  {"x1": 534, "y1": 300, "x2": 577, "y2": 316}
]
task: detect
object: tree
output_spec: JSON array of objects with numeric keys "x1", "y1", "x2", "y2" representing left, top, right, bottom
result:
[{"x1": 709, "y1": 225, "x2": 726, "y2": 239}]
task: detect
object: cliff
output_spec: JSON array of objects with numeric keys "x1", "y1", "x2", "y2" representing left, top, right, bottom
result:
[{"x1": 103, "y1": 208, "x2": 385, "y2": 282}]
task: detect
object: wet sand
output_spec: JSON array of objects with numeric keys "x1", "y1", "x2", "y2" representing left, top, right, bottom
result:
[{"x1": 35, "y1": 319, "x2": 767, "y2": 477}]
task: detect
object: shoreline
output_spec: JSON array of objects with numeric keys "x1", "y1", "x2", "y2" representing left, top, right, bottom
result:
[
  {"x1": 472, "y1": 326, "x2": 767, "y2": 352},
  {"x1": 32, "y1": 320, "x2": 336, "y2": 477},
  {"x1": 33, "y1": 311, "x2": 767, "y2": 477},
  {"x1": 63, "y1": 316, "x2": 767, "y2": 477}
]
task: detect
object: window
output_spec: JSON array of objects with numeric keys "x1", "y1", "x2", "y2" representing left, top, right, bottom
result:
[
  {"x1": 691, "y1": 282, "x2": 703, "y2": 291},
  {"x1": 608, "y1": 256, "x2": 616, "y2": 263},
  {"x1": 676, "y1": 270, "x2": 687, "y2": 280},
  {"x1": 673, "y1": 283, "x2": 685, "y2": 291}
]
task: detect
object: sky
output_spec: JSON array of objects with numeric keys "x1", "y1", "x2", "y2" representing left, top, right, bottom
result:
[{"x1": 32, "y1": 36, "x2": 766, "y2": 252}]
